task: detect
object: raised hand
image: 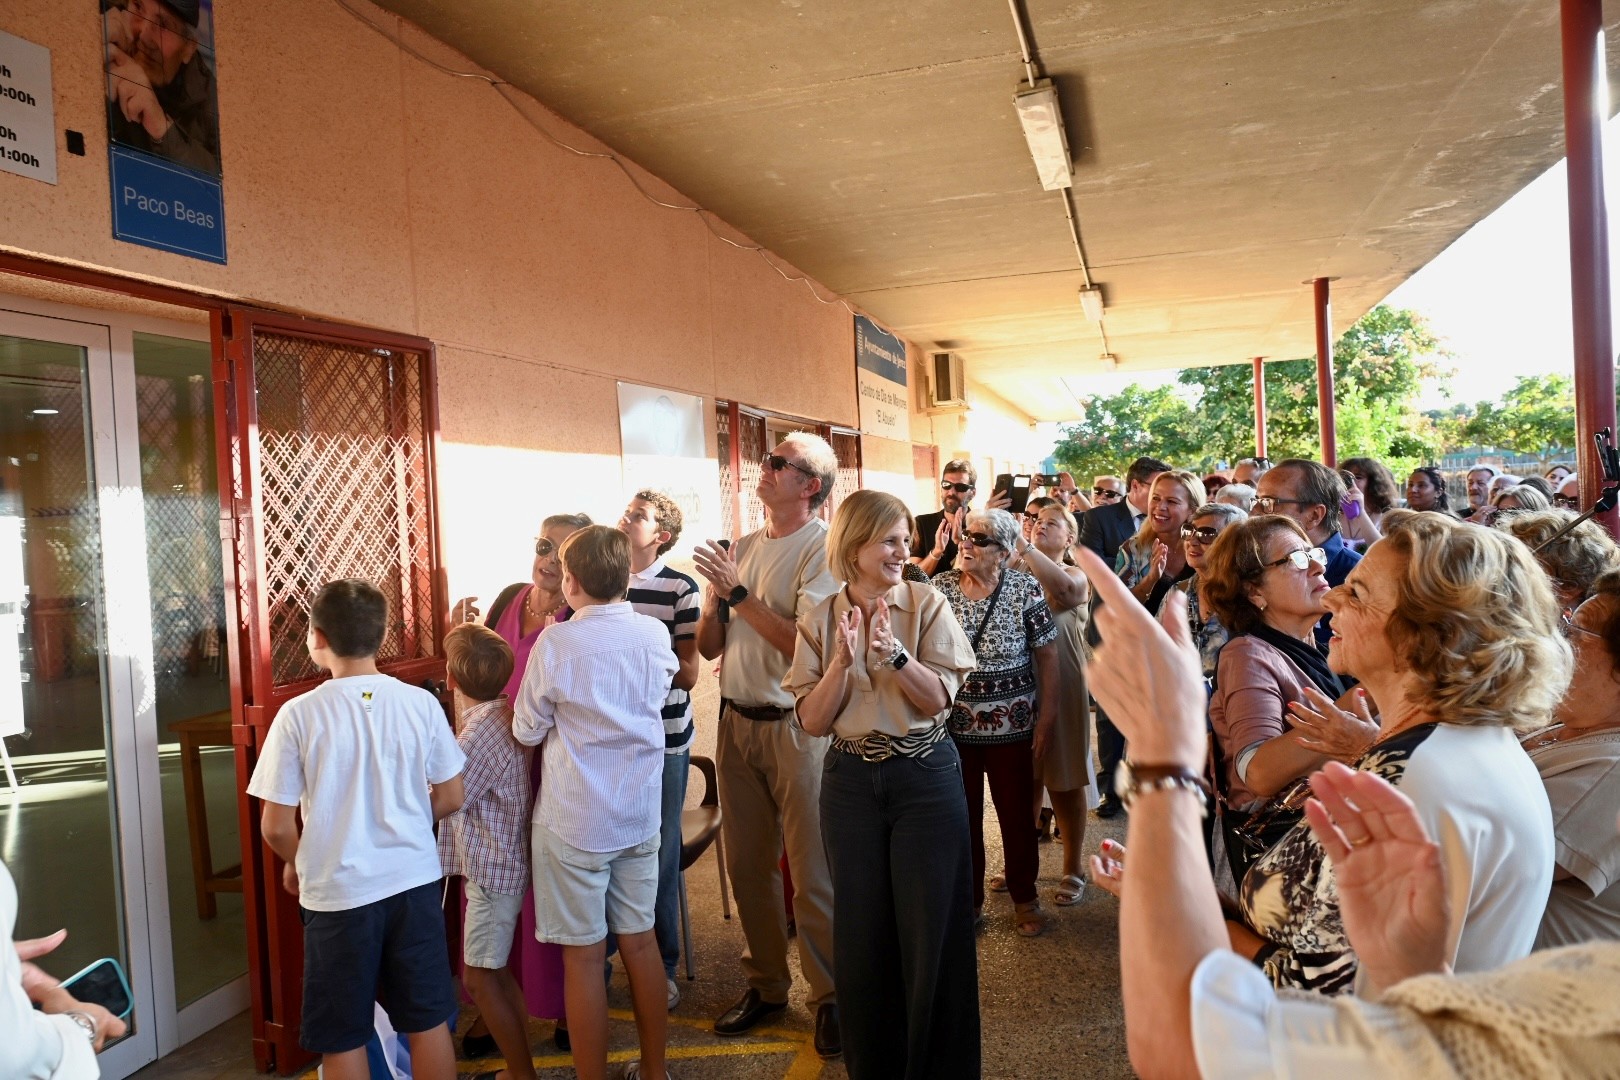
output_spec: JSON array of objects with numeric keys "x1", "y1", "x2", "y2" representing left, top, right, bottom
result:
[
  {"x1": 832, "y1": 606, "x2": 863, "y2": 670},
  {"x1": 1289, "y1": 686, "x2": 1378, "y2": 761},
  {"x1": 865, "y1": 598, "x2": 895, "y2": 669},
  {"x1": 1304, "y1": 762, "x2": 1453, "y2": 996},
  {"x1": 692, "y1": 539, "x2": 742, "y2": 595},
  {"x1": 1074, "y1": 548, "x2": 1207, "y2": 771},
  {"x1": 449, "y1": 595, "x2": 481, "y2": 625},
  {"x1": 932, "y1": 515, "x2": 953, "y2": 558}
]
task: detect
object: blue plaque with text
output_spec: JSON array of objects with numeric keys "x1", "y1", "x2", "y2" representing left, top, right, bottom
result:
[{"x1": 109, "y1": 146, "x2": 226, "y2": 264}]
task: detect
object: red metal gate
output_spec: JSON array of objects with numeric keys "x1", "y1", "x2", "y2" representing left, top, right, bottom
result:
[{"x1": 214, "y1": 308, "x2": 448, "y2": 1073}]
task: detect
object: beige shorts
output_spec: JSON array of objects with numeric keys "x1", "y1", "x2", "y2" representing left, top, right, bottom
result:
[
  {"x1": 530, "y1": 822, "x2": 659, "y2": 947},
  {"x1": 462, "y1": 879, "x2": 526, "y2": 969}
]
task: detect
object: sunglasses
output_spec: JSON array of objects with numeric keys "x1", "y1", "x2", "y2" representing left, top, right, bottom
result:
[
  {"x1": 762, "y1": 452, "x2": 818, "y2": 479},
  {"x1": 1261, "y1": 546, "x2": 1326, "y2": 572},
  {"x1": 961, "y1": 532, "x2": 1002, "y2": 549},
  {"x1": 534, "y1": 537, "x2": 557, "y2": 558},
  {"x1": 1092, "y1": 487, "x2": 1122, "y2": 500},
  {"x1": 1180, "y1": 524, "x2": 1221, "y2": 545},
  {"x1": 1023, "y1": 511, "x2": 1041, "y2": 521},
  {"x1": 1555, "y1": 494, "x2": 1580, "y2": 509},
  {"x1": 941, "y1": 481, "x2": 973, "y2": 493}
]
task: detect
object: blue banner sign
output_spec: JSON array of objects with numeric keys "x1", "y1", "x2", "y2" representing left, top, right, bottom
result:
[
  {"x1": 109, "y1": 145, "x2": 226, "y2": 264},
  {"x1": 856, "y1": 316, "x2": 907, "y2": 385},
  {"x1": 855, "y1": 315, "x2": 910, "y2": 441}
]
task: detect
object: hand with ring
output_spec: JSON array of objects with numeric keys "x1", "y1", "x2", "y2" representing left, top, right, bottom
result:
[{"x1": 1304, "y1": 761, "x2": 1454, "y2": 996}]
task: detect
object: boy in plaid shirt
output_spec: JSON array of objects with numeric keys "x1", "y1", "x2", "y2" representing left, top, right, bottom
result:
[{"x1": 437, "y1": 624, "x2": 534, "y2": 1080}]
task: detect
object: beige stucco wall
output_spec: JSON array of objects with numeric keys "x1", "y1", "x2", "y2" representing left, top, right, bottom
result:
[{"x1": 0, "y1": 0, "x2": 1041, "y2": 604}]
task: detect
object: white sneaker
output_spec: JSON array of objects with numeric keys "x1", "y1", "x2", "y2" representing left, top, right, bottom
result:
[{"x1": 666, "y1": 976, "x2": 681, "y2": 1011}]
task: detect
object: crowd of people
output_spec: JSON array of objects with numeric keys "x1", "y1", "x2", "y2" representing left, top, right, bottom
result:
[{"x1": 24, "y1": 434, "x2": 1620, "y2": 1080}]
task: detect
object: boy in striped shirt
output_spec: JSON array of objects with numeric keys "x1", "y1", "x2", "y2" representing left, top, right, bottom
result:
[{"x1": 617, "y1": 491, "x2": 701, "y2": 1011}]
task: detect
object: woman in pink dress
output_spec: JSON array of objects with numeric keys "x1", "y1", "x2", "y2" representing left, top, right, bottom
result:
[{"x1": 450, "y1": 512, "x2": 591, "y2": 1053}]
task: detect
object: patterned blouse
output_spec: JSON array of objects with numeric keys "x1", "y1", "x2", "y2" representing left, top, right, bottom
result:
[
  {"x1": 935, "y1": 568, "x2": 1057, "y2": 744},
  {"x1": 1240, "y1": 723, "x2": 1436, "y2": 994}
]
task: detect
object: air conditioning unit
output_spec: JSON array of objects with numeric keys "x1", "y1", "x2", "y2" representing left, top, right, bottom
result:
[{"x1": 927, "y1": 351, "x2": 968, "y2": 409}]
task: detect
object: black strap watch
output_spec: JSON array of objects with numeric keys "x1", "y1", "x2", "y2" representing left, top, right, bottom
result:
[{"x1": 727, "y1": 584, "x2": 749, "y2": 606}]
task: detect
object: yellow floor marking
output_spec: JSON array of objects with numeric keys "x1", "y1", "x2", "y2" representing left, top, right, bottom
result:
[
  {"x1": 607, "y1": 1007, "x2": 808, "y2": 1043},
  {"x1": 782, "y1": 1039, "x2": 825, "y2": 1080}
]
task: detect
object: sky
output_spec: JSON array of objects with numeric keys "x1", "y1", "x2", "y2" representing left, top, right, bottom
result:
[{"x1": 1059, "y1": 114, "x2": 1620, "y2": 418}]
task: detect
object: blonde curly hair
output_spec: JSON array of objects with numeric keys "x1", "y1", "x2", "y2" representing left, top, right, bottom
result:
[
  {"x1": 1494, "y1": 508, "x2": 1620, "y2": 606},
  {"x1": 1377, "y1": 514, "x2": 1571, "y2": 731}
]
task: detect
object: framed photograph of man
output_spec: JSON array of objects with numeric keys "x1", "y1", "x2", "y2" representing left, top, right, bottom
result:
[{"x1": 102, "y1": 0, "x2": 220, "y2": 177}]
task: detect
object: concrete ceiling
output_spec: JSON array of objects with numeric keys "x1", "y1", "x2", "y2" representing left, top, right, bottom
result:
[{"x1": 368, "y1": 0, "x2": 1619, "y2": 421}]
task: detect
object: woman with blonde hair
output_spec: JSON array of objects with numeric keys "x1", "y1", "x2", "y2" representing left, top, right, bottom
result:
[
  {"x1": 1225, "y1": 515, "x2": 1562, "y2": 992},
  {"x1": 1496, "y1": 507, "x2": 1620, "y2": 616},
  {"x1": 788, "y1": 490, "x2": 978, "y2": 1078},
  {"x1": 1117, "y1": 469, "x2": 1205, "y2": 613}
]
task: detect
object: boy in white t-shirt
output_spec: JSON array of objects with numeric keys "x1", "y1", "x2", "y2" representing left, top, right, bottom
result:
[
  {"x1": 248, "y1": 579, "x2": 466, "y2": 1080},
  {"x1": 513, "y1": 526, "x2": 679, "y2": 1080}
]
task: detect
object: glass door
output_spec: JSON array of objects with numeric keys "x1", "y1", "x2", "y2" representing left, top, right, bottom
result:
[{"x1": 0, "y1": 303, "x2": 243, "y2": 1078}]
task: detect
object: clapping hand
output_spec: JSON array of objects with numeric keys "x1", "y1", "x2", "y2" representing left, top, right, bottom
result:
[
  {"x1": 865, "y1": 598, "x2": 896, "y2": 670},
  {"x1": 831, "y1": 606, "x2": 863, "y2": 670},
  {"x1": 692, "y1": 539, "x2": 742, "y2": 595},
  {"x1": 449, "y1": 596, "x2": 481, "y2": 625},
  {"x1": 1289, "y1": 687, "x2": 1378, "y2": 761},
  {"x1": 1304, "y1": 761, "x2": 1453, "y2": 997},
  {"x1": 932, "y1": 514, "x2": 955, "y2": 558}
]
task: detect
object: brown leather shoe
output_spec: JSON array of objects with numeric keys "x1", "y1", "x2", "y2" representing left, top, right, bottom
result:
[{"x1": 713, "y1": 989, "x2": 787, "y2": 1036}]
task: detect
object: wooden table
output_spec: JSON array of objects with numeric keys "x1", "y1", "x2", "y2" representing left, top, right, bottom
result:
[{"x1": 171, "y1": 713, "x2": 242, "y2": 920}]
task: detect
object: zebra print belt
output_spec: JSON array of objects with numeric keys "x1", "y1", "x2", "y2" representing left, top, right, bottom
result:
[{"x1": 831, "y1": 722, "x2": 949, "y2": 762}]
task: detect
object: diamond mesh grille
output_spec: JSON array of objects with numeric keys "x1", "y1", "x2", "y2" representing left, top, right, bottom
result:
[
  {"x1": 252, "y1": 333, "x2": 435, "y2": 686},
  {"x1": 715, "y1": 401, "x2": 735, "y2": 541},
  {"x1": 828, "y1": 430, "x2": 861, "y2": 518},
  {"x1": 737, "y1": 412, "x2": 767, "y2": 537}
]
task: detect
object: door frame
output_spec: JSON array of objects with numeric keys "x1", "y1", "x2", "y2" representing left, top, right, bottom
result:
[{"x1": 0, "y1": 297, "x2": 246, "y2": 1077}]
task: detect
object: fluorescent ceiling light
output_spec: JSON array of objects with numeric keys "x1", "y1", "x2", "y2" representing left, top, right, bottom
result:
[
  {"x1": 1079, "y1": 285, "x2": 1105, "y2": 322},
  {"x1": 1099, "y1": 353, "x2": 1119, "y2": 371},
  {"x1": 30, "y1": 408, "x2": 58, "y2": 415},
  {"x1": 1014, "y1": 80, "x2": 1073, "y2": 191}
]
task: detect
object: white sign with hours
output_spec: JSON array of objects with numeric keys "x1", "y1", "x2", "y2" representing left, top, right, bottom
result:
[{"x1": 0, "y1": 29, "x2": 56, "y2": 184}]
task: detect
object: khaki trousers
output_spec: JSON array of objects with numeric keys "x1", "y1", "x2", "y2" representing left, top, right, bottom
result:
[{"x1": 715, "y1": 704, "x2": 836, "y2": 1006}]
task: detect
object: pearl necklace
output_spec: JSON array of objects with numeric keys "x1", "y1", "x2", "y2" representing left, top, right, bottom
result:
[{"x1": 526, "y1": 586, "x2": 563, "y2": 623}]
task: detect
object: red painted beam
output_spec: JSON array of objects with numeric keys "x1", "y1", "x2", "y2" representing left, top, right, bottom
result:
[
  {"x1": 1252, "y1": 356, "x2": 1268, "y2": 458},
  {"x1": 1561, "y1": 0, "x2": 1618, "y2": 535},
  {"x1": 1313, "y1": 278, "x2": 1337, "y2": 468}
]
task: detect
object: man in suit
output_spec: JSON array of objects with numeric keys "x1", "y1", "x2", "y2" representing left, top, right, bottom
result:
[
  {"x1": 911, "y1": 458, "x2": 977, "y2": 576},
  {"x1": 1079, "y1": 455, "x2": 1172, "y2": 817}
]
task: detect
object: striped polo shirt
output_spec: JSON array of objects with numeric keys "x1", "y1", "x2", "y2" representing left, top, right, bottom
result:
[{"x1": 627, "y1": 557, "x2": 701, "y2": 754}]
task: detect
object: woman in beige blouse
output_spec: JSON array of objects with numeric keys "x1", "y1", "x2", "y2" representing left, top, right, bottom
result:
[{"x1": 788, "y1": 490, "x2": 978, "y2": 1080}]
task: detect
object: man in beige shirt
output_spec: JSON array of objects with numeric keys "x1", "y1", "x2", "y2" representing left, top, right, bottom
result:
[{"x1": 692, "y1": 432, "x2": 842, "y2": 1058}]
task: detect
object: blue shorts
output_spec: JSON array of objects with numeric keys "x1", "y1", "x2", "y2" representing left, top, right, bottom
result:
[{"x1": 298, "y1": 881, "x2": 455, "y2": 1054}]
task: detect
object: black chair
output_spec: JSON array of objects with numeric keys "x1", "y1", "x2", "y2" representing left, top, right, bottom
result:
[{"x1": 679, "y1": 754, "x2": 730, "y2": 979}]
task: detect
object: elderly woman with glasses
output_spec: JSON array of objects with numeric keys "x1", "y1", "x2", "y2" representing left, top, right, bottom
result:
[
  {"x1": 1199, "y1": 516, "x2": 1376, "y2": 886},
  {"x1": 787, "y1": 491, "x2": 979, "y2": 1078},
  {"x1": 1178, "y1": 502, "x2": 1247, "y2": 679},
  {"x1": 935, "y1": 508, "x2": 1059, "y2": 937},
  {"x1": 447, "y1": 512, "x2": 593, "y2": 1052}
]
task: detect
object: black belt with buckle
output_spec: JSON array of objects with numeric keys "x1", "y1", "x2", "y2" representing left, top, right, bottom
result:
[{"x1": 729, "y1": 701, "x2": 790, "y2": 722}]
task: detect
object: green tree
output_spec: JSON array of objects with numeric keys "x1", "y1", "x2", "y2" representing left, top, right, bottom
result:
[
  {"x1": 1053, "y1": 305, "x2": 1448, "y2": 478},
  {"x1": 1459, "y1": 374, "x2": 1576, "y2": 466},
  {"x1": 1050, "y1": 384, "x2": 1199, "y2": 481}
]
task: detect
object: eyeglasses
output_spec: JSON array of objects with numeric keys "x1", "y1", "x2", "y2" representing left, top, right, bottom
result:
[
  {"x1": 1181, "y1": 525, "x2": 1222, "y2": 545},
  {"x1": 1261, "y1": 546, "x2": 1326, "y2": 572},
  {"x1": 534, "y1": 538, "x2": 556, "y2": 558},
  {"x1": 1023, "y1": 511, "x2": 1041, "y2": 521},
  {"x1": 941, "y1": 481, "x2": 973, "y2": 493},
  {"x1": 1562, "y1": 615, "x2": 1602, "y2": 642},
  {"x1": 1253, "y1": 495, "x2": 1308, "y2": 514},
  {"x1": 762, "y1": 453, "x2": 818, "y2": 479},
  {"x1": 1555, "y1": 494, "x2": 1580, "y2": 509},
  {"x1": 961, "y1": 532, "x2": 1002, "y2": 548},
  {"x1": 1092, "y1": 487, "x2": 1122, "y2": 500}
]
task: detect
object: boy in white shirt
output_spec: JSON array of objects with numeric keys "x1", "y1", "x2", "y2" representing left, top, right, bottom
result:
[
  {"x1": 248, "y1": 579, "x2": 466, "y2": 1080},
  {"x1": 513, "y1": 526, "x2": 679, "y2": 1080}
]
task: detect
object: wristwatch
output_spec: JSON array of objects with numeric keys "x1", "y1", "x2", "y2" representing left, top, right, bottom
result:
[
  {"x1": 727, "y1": 584, "x2": 749, "y2": 606},
  {"x1": 878, "y1": 643, "x2": 909, "y2": 671},
  {"x1": 1114, "y1": 760, "x2": 1210, "y2": 816},
  {"x1": 64, "y1": 1010, "x2": 97, "y2": 1041}
]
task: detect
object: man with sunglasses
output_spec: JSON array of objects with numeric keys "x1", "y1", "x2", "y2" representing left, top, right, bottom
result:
[
  {"x1": 1556, "y1": 473, "x2": 1582, "y2": 511},
  {"x1": 1253, "y1": 459, "x2": 1362, "y2": 647},
  {"x1": 692, "y1": 434, "x2": 843, "y2": 1057},
  {"x1": 910, "y1": 459, "x2": 977, "y2": 577},
  {"x1": 1092, "y1": 475, "x2": 1125, "y2": 506}
]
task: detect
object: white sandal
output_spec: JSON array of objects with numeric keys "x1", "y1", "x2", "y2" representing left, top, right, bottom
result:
[{"x1": 1054, "y1": 874, "x2": 1086, "y2": 906}]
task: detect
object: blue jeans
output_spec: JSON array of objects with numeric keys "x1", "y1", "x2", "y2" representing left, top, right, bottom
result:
[
  {"x1": 820, "y1": 742, "x2": 981, "y2": 1080},
  {"x1": 654, "y1": 747, "x2": 690, "y2": 978}
]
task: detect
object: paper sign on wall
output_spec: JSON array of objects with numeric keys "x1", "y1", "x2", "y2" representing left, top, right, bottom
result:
[
  {"x1": 0, "y1": 30, "x2": 57, "y2": 184},
  {"x1": 617, "y1": 383, "x2": 721, "y2": 557},
  {"x1": 856, "y1": 315, "x2": 910, "y2": 443}
]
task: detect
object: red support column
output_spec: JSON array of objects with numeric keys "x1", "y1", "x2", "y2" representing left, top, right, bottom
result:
[
  {"x1": 1313, "y1": 278, "x2": 1337, "y2": 468},
  {"x1": 1251, "y1": 356, "x2": 1268, "y2": 458},
  {"x1": 1562, "y1": 0, "x2": 1618, "y2": 536}
]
